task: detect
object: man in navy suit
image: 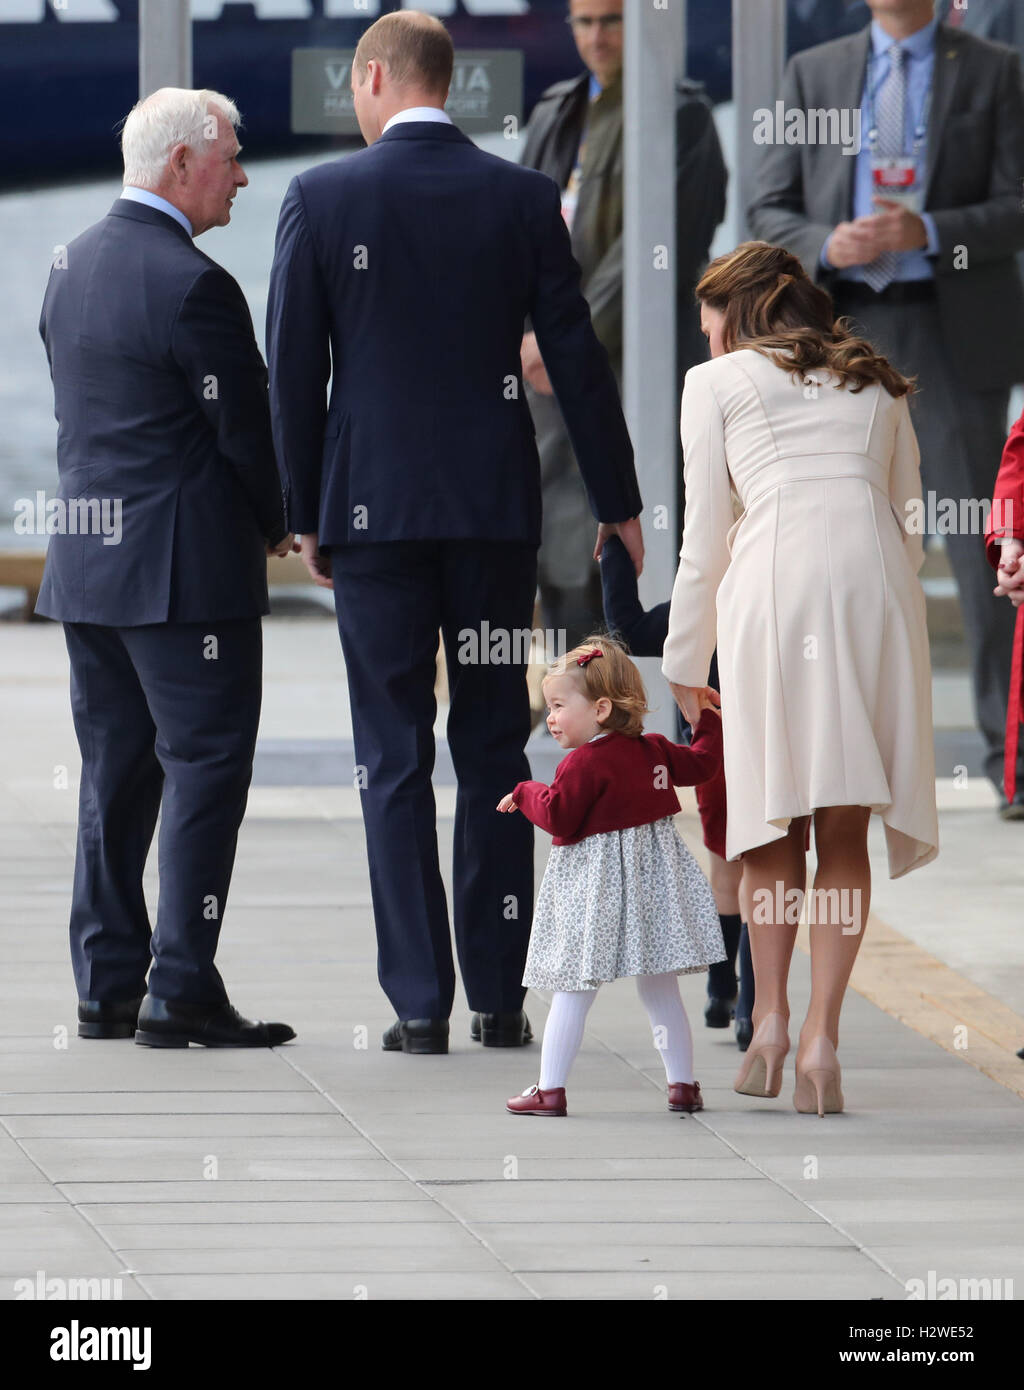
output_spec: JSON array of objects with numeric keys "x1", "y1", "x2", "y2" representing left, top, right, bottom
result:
[
  {"x1": 38, "y1": 87, "x2": 295, "y2": 1049},
  {"x1": 267, "y1": 11, "x2": 642, "y2": 1054}
]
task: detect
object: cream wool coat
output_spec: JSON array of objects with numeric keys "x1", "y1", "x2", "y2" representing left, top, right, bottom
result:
[{"x1": 662, "y1": 348, "x2": 939, "y2": 878}]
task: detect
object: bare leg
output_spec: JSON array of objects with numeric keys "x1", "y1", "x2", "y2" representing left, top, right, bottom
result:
[
  {"x1": 799, "y1": 806, "x2": 871, "y2": 1059},
  {"x1": 708, "y1": 851, "x2": 741, "y2": 915},
  {"x1": 738, "y1": 817, "x2": 809, "y2": 1030}
]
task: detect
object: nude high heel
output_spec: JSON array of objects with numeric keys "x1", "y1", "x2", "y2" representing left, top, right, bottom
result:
[
  {"x1": 733, "y1": 1012, "x2": 789, "y2": 1098},
  {"x1": 793, "y1": 1036, "x2": 844, "y2": 1116}
]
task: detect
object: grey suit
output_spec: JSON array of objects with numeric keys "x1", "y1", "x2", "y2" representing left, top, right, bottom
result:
[{"x1": 749, "y1": 19, "x2": 1024, "y2": 790}]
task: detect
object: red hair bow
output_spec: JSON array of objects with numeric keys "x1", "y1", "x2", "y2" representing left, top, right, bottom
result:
[{"x1": 577, "y1": 649, "x2": 604, "y2": 667}]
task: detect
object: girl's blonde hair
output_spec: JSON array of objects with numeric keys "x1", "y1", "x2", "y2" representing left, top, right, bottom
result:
[{"x1": 543, "y1": 634, "x2": 649, "y2": 738}]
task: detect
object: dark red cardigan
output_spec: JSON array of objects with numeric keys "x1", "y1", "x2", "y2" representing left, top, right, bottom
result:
[{"x1": 512, "y1": 709, "x2": 723, "y2": 845}]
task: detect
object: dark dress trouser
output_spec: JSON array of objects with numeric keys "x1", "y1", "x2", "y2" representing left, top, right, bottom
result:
[
  {"x1": 331, "y1": 539, "x2": 537, "y2": 1021},
  {"x1": 63, "y1": 618, "x2": 263, "y2": 1005},
  {"x1": 833, "y1": 290, "x2": 1018, "y2": 790}
]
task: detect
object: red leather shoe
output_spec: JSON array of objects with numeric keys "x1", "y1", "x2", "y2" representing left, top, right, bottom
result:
[
  {"x1": 506, "y1": 1084, "x2": 567, "y2": 1116},
  {"x1": 668, "y1": 1081, "x2": 703, "y2": 1113}
]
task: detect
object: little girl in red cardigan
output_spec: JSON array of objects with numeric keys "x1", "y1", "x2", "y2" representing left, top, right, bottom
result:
[{"x1": 496, "y1": 635, "x2": 725, "y2": 1116}]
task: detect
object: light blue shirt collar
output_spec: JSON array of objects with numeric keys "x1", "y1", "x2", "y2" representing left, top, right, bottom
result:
[
  {"x1": 588, "y1": 72, "x2": 602, "y2": 101},
  {"x1": 119, "y1": 186, "x2": 193, "y2": 237},
  {"x1": 870, "y1": 14, "x2": 939, "y2": 61}
]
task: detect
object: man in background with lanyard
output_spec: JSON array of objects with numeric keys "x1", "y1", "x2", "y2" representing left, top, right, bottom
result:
[{"x1": 750, "y1": 0, "x2": 1024, "y2": 817}]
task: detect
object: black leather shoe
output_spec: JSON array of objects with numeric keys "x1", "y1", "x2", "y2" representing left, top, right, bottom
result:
[
  {"x1": 134, "y1": 996, "x2": 295, "y2": 1049},
  {"x1": 382, "y1": 1018, "x2": 449, "y2": 1054},
  {"x1": 78, "y1": 996, "x2": 144, "y2": 1040},
  {"x1": 470, "y1": 1011, "x2": 534, "y2": 1047},
  {"x1": 704, "y1": 994, "x2": 736, "y2": 1028},
  {"x1": 735, "y1": 1016, "x2": 753, "y2": 1051}
]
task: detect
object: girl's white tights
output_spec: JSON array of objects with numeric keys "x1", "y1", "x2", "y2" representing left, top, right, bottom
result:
[{"x1": 538, "y1": 972, "x2": 695, "y2": 1091}]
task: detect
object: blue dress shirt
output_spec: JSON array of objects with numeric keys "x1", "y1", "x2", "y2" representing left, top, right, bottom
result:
[
  {"x1": 823, "y1": 16, "x2": 940, "y2": 282},
  {"x1": 119, "y1": 186, "x2": 194, "y2": 238}
]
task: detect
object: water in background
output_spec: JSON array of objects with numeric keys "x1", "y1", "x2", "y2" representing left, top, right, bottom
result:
[{"x1": 0, "y1": 134, "x2": 509, "y2": 551}]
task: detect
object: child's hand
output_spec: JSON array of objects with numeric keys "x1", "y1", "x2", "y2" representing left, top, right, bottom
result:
[
  {"x1": 496, "y1": 793, "x2": 519, "y2": 813},
  {"x1": 698, "y1": 690, "x2": 722, "y2": 717}
]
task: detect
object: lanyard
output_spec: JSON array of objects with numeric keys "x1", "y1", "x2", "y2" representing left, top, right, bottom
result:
[{"x1": 864, "y1": 47, "x2": 934, "y2": 159}]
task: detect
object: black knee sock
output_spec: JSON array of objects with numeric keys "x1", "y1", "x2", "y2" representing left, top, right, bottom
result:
[
  {"x1": 707, "y1": 912, "x2": 741, "y2": 998},
  {"x1": 736, "y1": 921, "x2": 755, "y2": 1021}
]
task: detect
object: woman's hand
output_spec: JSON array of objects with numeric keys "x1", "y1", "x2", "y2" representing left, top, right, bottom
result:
[
  {"x1": 669, "y1": 682, "x2": 721, "y2": 725},
  {"x1": 995, "y1": 539, "x2": 1024, "y2": 607},
  {"x1": 496, "y1": 793, "x2": 519, "y2": 813}
]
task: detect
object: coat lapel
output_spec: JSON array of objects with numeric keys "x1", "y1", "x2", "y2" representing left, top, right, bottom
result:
[
  {"x1": 832, "y1": 26, "x2": 872, "y2": 219},
  {"x1": 922, "y1": 23, "x2": 965, "y2": 202}
]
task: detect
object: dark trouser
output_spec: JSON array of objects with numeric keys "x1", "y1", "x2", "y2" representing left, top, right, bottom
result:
[
  {"x1": 331, "y1": 539, "x2": 536, "y2": 1021},
  {"x1": 834, "y1": 289, "x2": 1018, "y2": 790},
  {"x1": 64, "y1": 619, "x2": 263, "y2": 1004}
]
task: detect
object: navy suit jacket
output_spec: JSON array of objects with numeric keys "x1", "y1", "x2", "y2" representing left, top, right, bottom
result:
[
  {"x1": 37, "y1": 198, "x2": 287, "y2": 626},
  {"x1": 266, "y1": 121, "x2": 641, "y2": 545}
]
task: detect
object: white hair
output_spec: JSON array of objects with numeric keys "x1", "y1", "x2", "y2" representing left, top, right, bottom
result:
[{"x1": 120, "y1": 87, "x2": 241, "y2": 189}]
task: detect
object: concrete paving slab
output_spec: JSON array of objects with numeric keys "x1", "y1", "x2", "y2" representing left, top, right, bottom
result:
[
  {"x1": 137, "y1": 1272, "x2": 531, "y2": 1300},
  {"x1": 76, "y1": 1200, "x2": 437, "y2": 1226},
  {"x1": 3, "y1": 618, "x2": 1024, "y2": 1302},
  {"x1": 521, "y1": 1270, "x2": 902, "y2": 1299},
  {"x1": 0, "y1": 1092, "x2": 336, "y2": 1115}
]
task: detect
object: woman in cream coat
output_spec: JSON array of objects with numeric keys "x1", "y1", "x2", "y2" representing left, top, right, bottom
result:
[{"x1": 662, "y1": 242, "x2": 938, "y2": 1115}]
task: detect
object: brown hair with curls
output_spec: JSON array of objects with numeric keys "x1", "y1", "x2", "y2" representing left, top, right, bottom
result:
[
  {"x1": 695, "y1": 241, "x2": 914, "y2": 397},
  {"x1": 543, "y1": 634, "x2": 649, "y2": 739}
]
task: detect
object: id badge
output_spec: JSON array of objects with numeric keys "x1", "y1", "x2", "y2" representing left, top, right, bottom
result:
[{"x1": 871, "y1": 157, "x2": 923, "y2": 212}]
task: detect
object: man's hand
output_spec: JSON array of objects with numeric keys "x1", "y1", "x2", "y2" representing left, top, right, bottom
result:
[
  {"x1": 266, "y1": 532, "x2": 297, "y2": 559},
  {"x1": 496, "y1": 793, "x2": 519, "y2": 813},
  {"x1": 825, "y1": 220, "x2": 887, "y2": 269},
  {"x1": 825, "y1": 203, "x2": 927, "y2": 269},
  {"x1": 298, "y1": 532, "x2": 333, "y2": 590},
  {"x1": 867, "y1": 198, "x2": 929, "y2": 253},
  {"x1": 669, "y1": 681, "x2": 721, "y2": 726},
  {"x1": 995, "y1": 538, "x2": 1024, "y2": 606},
  {"x1": 595, "y1": 517, "x2": 644, "y2": 576},
  {"x1": 521, "y1": 331, "x2": 553, "y2": 396}
]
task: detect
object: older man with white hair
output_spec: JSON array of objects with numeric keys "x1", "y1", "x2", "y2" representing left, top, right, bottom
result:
[{"x1": 37, "y1": 87, "x2": 296, "y2": 1049}]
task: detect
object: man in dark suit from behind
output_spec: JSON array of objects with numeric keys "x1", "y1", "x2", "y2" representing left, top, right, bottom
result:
[
  {"x1": 38, "y1": 87, "x2": 296, "y2": 1048},
  {"x1": 267, "y1": 12, "x2": 642, "y2": 1055},
  {"x1": 749, "y1": 0, "x2": 1024, "y2": 815}
]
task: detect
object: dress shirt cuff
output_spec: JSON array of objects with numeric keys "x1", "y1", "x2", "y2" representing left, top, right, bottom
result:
[
  {"x1": 920, "y1": 212, "x2": 940, "y2": 258},
  {"x1": 819, "y1": 233, "x2": 836, "y2": 271}
]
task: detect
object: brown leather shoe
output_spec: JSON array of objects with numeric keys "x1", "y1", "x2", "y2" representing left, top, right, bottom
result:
[
  {"x1": 668, "y1": 1081, "x2": 703, "y2": 1113},
  {"x1": 506, "y1": 1084, "x2": 567, "y2": 1116}
]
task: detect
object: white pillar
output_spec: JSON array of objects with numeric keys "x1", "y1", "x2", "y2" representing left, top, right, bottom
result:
[
  {"x1": 623, "y1": 0, "x2": 685, "y2": 734},
  {"x1": 732, "y1": 0, "x2": 786, "y2": 239},
  {"x1": 139, "y1": 0, "x2": 192, "y2": 98}
]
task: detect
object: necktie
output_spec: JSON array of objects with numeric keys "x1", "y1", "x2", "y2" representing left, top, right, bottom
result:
[{"x1": 862, "y1": 43, "x2": 906, "y2": 293}]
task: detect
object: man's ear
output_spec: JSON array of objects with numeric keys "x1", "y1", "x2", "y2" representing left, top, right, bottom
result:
[{"x1": 167, "y1": 142, "x2": 190, "y2": 184}]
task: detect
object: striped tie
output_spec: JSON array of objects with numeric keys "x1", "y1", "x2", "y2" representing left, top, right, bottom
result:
[{"x1": 862, "y1": 43, "x2": 906, "y2": 293}]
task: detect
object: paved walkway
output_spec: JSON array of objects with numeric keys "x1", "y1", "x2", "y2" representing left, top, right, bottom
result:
[{"x1": 1, "y1": 616, "x2": 1023, "y2": 1301}]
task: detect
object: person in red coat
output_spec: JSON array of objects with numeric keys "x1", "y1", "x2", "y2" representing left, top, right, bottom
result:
[
  {"x1": 496, "y1": 636, "x2": 725, "y2": 1116},
  {"x1": 987, "y1": 405, "x2": 1024, "y2": 812}
]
